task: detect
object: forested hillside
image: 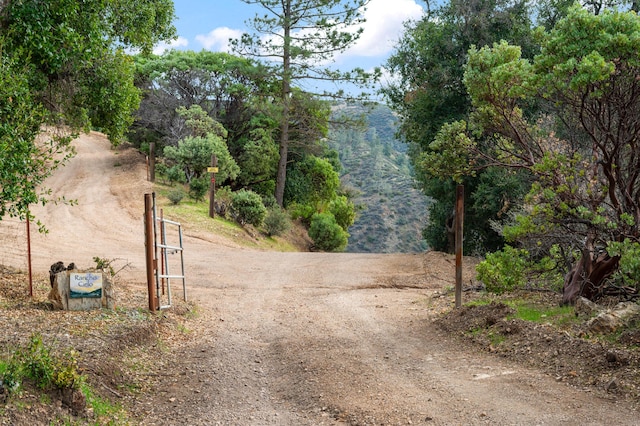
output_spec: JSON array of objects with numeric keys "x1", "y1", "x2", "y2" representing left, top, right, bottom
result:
[{"x1": 330, "y1": 105, "x2": 429, "y2": 253}]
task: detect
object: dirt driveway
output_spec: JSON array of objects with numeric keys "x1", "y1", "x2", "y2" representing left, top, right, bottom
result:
[{"x1": 27, "y1": 133, "x2": 639, "y2": 425}]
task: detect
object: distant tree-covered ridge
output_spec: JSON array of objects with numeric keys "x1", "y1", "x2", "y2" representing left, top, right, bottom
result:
[{"x1": 329, "y1": 104, "x2": 429, "y2": 253}]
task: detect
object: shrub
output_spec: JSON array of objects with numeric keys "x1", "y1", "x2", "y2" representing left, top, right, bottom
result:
[
  {"x1": 1, "y1": 334, "x2": 83, "y2": 396},
  {"x1": 167, "y1": 189, "x2": 186, "y2": 205},
  {"x1": 188, "y1": 176, "x2": 209, "y2": 202},
  {"x1": 231, "y1": 189, "x2": 267, "y2": 227},
  {"x1": 213, "y1": 186, "x2": 233, "y2": 218},
  {"x1": 166, "y1": 165, "x2": 186, "y2": 185},
  {"x1": 154, "y1": 162, "x2": 167, "y2": 177},
  {"x1": 309, "y1": 212, "x2": 348, "y2": 252},
  {"x1": 264, "y1": 207, "x2": 291, "y2": 236},
  {"x1": 329, "y1": 195, "x2": 356, "y2": 230},
  {"x1": 476, "y1": 245, "x2": 529, "y2": 294},
  {"x1": 608, "y1": 239, "x2": 640, "y2": 290},
  {"x1": 289, "y1": 203, "x2": 316, "y2": 226}
]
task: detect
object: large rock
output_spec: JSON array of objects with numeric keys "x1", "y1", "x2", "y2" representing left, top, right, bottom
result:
[
  {"x1": 48, "y1": 270, "x2": 114, "y2": 311},
  {"x1": 585, "y1": 302, "x2": 640, "y2": 334},
  {"x1": 574, "y1": 296, "x2": 601, "y2": 317}
]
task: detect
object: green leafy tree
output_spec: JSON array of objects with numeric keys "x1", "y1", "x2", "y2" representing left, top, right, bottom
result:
[
  {"x1": 163, "y1": 105, "x2": 240, "y2": 185},
  {"x1": 231, "y1": 189, "x2": 267, "y2": 227},
  {"x1": 233, "y1": 0, "x2": 380, "y2": 206},
  {"x1": 383, "y1": 0, "x2": 535, "y2": 254},
  {"x1": 284, "y1": 156, "x2": 340, "y2": 207},
  {"x1": 2, "y1": 0, "x2": 175, "y2": 143},
  {"x1": 0, "y1": 0, "x2": 175, "y2": 221},
  {"x1": 432, "y1": 7, "x2": 640, "y2": 303},
  {"x1": 132, "y1": 50, "x2": 281, "y2": 195},
  {"x1": 0, "y1": 51, "x2": 73, "y2": 221},
  {"x1": 132, "y1": 50, "x2": 272, "y2": 149},
  {"x1": 309, "y1": 212, "x2": 349, "y2": 252}
]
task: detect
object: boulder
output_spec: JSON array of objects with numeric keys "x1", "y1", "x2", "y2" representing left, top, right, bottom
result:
[{"x1": 585, "y1": 302, "x2": 640, "y2": 334}]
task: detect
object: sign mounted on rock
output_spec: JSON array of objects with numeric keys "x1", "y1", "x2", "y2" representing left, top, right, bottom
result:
[{"x1": 70, "y1": 272, "x2": 103, "y2": 299}]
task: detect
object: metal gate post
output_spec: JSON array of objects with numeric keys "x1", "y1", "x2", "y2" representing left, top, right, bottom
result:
[{"x1": 144, "y1": 193, "x2": 158, "y2": 311}]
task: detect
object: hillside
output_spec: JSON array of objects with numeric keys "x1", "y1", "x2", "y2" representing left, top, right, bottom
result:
[{"x1": 329, "y1": 104, "x2": 429, "y2": 253}]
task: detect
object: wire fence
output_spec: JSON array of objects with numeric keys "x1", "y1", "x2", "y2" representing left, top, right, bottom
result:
[{"x1": 0, "y1": 218, "x2": 29, "y2": 272}]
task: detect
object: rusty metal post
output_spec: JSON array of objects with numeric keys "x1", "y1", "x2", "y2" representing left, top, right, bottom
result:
[
  {"x1": 144, "y1": 193, "x2": 157, "y2": 311},
  {"x1": 26, "y1": 215, "x2": 33, "y2": 297},
  {"x1": 149, "y1": 142, "x2": 156, "y2": 182},
  {"x1": 208, "y1": 154, "x2": 218, "y2": 218},
  {"x1": 455, "y1": 184, "x2": 465, "y2": 308}
]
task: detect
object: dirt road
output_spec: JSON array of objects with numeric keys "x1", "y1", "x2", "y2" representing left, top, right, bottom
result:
[{"x1": 28, "y1": 134, "x2": 639, "y2": 425}]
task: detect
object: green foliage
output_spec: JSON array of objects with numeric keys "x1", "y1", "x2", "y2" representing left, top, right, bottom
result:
[
  {"x1": 328, "y1": 195, "x2": 356, "y2": 231},
  {"x1": 188, "y1": 177, "x2": 209, "y2": 202},
  {"x1": 1, "y1": 334, "x2": 82, "y2": 396},
  {"x1": 383, "y1": 0, "x2": 536, "y2": 255},
  {"x1": 230, "y1": 189, "x2": 267, "y2": 227},
  {"x1": 132, "y1": 50, "x2": 273, "y2": 152},
  {"x1": 607, "y1": 240, "x2": 640, "y2": 289},
  {"x1": 3, "y1": 0, "x2": 175, "y2": 144},
  {"x1": 154, "y1": 162, "x2": 168, "y2": 178},
  {"x1": 264, "y1": 207, "x2": 291, "y2": 237},
  {"x1": 309, "y1": 212, "x2": 349, "y2": 252},
  {"x1": 476, "y1": 246, "x2": 530, "y2": 294},
  {"x1": 284, "y1": 155, "x2": 340, "y2": 206},
  {"x1": 164, "y1": 134, "x2": 239, "y2": 184},
  {"x1": 0, "y1": 47, "x2": 73, "y2": 221},
  {"x1": 234, "y1": 0, "x2": 379, "y2": 205},
  {"x1": 0, "y1": 0, "x2": 175, "y2": 222},
  {"x1": 459, "y1": 7, "x2": 640, "y2": 300},
  {"x1": 237, "y1": 126, "x2": 279, "y2": 189},
  {"x1": 234, "y1": 0, "x2": 378, "y2": 101},
  {"x1": 476, "y1": 245, "x2": 564, "y2": 294},
  {"x1": 166, "y1": 165, "x2": 186, "y2": 185},
  {"x1": 420, "y1": 121, "x2": 476, "y2": 184},
  {"x1": 213, "y1": 186, "x2": 233, "y2": 218},
  {"x1": 289, "y1": 203, "x2": 317, "y2": 226},
  {"x1": 167, "y1": 189, "x2": 186, "y2": 205}
]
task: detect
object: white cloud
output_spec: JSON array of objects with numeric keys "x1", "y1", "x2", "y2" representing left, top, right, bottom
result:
[
  {"x1": 196, "y1": 27, "x2": 243, "y2": 52},
  {"x1": 347, "y1": 0, "x2": 424, "y2": 58},
  {"x1": 153, "y1": 36, "x2": 189, "y2": 55}
]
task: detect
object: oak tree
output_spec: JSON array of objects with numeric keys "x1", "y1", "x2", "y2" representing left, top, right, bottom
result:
[
  {"x1": 0, "y1": 0, "x2": 175, "y2": 221},
  {"x1": 429, "y1": 7, "x2": 640, "y2": 303}
]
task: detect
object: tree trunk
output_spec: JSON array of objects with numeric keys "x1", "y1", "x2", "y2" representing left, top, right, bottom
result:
[
  {"x1": 274, "y1": 0, "x2": 292, "y2": 208},
  {"x1": 445, "y1": 208, "x2": 455, "y2": 254},
  {"x1": 562, "y1": 248, "x2": 619, "y2": 305},
  {"x1": 274, "y1": 124, "x2": 289, "y2": 207}
]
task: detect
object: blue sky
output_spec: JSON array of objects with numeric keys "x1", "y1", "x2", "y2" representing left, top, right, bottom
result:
[{"x1": 157, "y1": 0, "x2": 427, "y2": 90}]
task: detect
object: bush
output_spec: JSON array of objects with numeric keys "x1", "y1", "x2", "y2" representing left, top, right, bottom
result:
[
  {"x1": 188, "y1": 176, "x2": 209, "y2": 202},
  {"x1": 154, "y1": 162, "x2": 168, "y2": 183},
  {"x1": 329, "y1": 195, "x2": 356, "y2": 230},
  {"x1": 1, "y1": 334, "x2": 83, "y2": 396},
  {"x1": 231, "y1": 189, "x2": 267, "y2": 227},
  {"x1": 264, "y1": 207, "x2": 291, "y2": 237},
  {"x1": 213, "y1": 186, "x2": 233, "y2": 218},
  {"x1": 476, "y1": 245, "x2": 529, "y2": 294},
  {"x1": 166, "y1": 165, "x2": 186, "y2": 185},
  {"x1": 309, "y1": 212, "x2": 348, "y2": 252},
  {"x1": 167, "y1": 189, "x2": 186, "y2": 205},
  {"x1": 608, "y1": 239, "x2": 640, "y2": 290},
  {"x1": 289, "y1": 203, "x2": 316, "y2": 226}
]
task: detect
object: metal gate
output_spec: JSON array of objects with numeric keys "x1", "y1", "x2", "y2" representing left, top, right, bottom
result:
[{"x1": 144, "y1": 192, "x2": 186, "y2": 310}]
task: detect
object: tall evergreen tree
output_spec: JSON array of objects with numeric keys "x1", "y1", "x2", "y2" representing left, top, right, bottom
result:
[{"x1": 232, "y1": 0, "x2": 379, "y2": 206}]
